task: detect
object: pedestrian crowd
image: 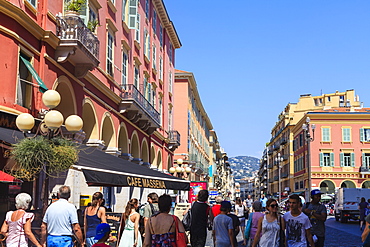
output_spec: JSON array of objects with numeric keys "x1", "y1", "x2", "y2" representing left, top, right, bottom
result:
[{"x1": 2, "y1": 186, "x2": 370, "y2": 247}]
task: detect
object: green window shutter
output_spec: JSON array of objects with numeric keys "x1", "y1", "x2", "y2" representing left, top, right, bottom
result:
[
  {"x1": 362, "y1": 153, "x2": 365, "y2": 167},
  {"x1": 351, "y1": 153, "x2": 355, "y2": 167},
  {"x1": 19, "y1": 56, "x2": 48, "y2": 93},
  {"x1": 360, "y1": 128, "x2": 364, "y2": 142},
  {"x1": 343, "y1": 128, "x2": 351, "y2": 142},
  {"x1": 340, "y1": 153, "x2": 344, "y2": 167},
  {"x1": 128, "y1": 0, "x2": 138, "y2": 29},
  {"x1": 319, "y1": 153, "x2": 323, "y2": 167},
  {"x1": 322, "y1": 128, "x2": 330, "y2": 142},
  {"x1": 330, "y1": 153, "x2": 334, "y2": 167}
]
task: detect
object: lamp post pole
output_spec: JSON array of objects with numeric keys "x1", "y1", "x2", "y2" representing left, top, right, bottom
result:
[
  {"x1": 265, "y1": 147, "x2": 270, "y2": 196},
  {"x1": 302, "y1": 117, "x2": 315, "y2": 202},
  {"x1": 275, "y1": 153, "x2": 283, "y2": 202}
]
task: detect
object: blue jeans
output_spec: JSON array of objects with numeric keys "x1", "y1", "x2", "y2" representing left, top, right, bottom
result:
[
  {"x1": 86, "y1": 236, "x2": 98, "y2": 247},
  {"x1": 47, "y1": 235, "x2": 73, "y2": 247}
]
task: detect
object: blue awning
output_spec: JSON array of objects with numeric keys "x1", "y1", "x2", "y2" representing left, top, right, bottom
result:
[{"x1": 20, "y1": 56, "x2": 48, "y2": 93}]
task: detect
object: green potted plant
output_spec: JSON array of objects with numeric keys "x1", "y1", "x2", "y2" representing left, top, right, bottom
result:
[
  {"x1": 65, "y1": 0, "x2": 86, "y2": 15},
  {"x1": 87, "y1": 19, "x2": 100, "y2": 33}
]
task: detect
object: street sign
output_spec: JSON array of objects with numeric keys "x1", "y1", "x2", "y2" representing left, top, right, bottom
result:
[{"x1": 209, "y1": 190, "x2": 218, "y2": 196}]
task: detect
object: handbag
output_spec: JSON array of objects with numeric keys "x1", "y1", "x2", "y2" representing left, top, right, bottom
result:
[
  {"x1": 244, "y1": 212, "x2": 254, "y2": 240},
  {"x1": 182, "y1": 208, "x2": 191, "y2": 231},
  {"x1": 243, "y1": 205, "x2": 249, "y2": 219},
  {"x1": 278, "y1": 215, "x2": 285, "y2": 247},
  {"x1": 172, "y1": 215, "x2": 187, "y2": 247}
]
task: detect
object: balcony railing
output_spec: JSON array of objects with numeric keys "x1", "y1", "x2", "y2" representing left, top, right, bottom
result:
[
  {"x1": 168, "y1": 130, "x2": 180, "y2": 151},
  {"x1": 56, "y1": 14, "x2": 100, "y2": 77},
  {"x1": 120, "y1": 84, "x2": 160, "y2": 133},
  {"x1": 360, "y1": 167, "x2": 370, "y2": 173},
  {"x1": 281, "y1": 172, "x2": 289, "y2": 178}
]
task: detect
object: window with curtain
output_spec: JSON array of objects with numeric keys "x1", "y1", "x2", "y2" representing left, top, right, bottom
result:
[
  {"x1": 134, "y1": 66, "x2": 139, "y2": 88},
  {"x1": 152, "y1": 9, "x2": 157, "y2": 33},
  {"x1": 340, "y1": 153, "x2": 355, "y2": 167},
  {"x1": 320, "y1": 153, "x2": 334, "y2": 167},
  {"x1": 107, "y1": 32, "x2": 114, "y2": 76},
  {"x1": 27, "y1": 0, "x2": 37, "y2": 8},
  {"x1": 362, "y1": 153, "x2": 370, "y2": 168},
  {"x1": 360, "y1": 128, "x2": 370, "y2": 142},
  {"x1": 121, "y1": 51, "x2": 128, "y2": 89},
  {"x1": 17, "y1": 53, "x2": 33, "y2": 109}
]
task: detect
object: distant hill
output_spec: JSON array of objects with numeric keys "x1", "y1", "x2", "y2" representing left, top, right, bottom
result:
[{"x1": 229, "y1": 156, "x2": 260, "y2": 180}]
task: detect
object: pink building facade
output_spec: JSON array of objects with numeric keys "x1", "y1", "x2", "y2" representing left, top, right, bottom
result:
[
  {"x1": 292, "y1": 110, "x2": 370, "y2": 195},
  {"x1": 0, "y1": 0, "x2": 181, "y2": 211}
]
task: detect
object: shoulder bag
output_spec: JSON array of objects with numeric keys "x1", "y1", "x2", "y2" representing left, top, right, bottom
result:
[
  {"x1": 278, "y1": 215, "x2": 285, "y2": 247},
  {"x1": 172, "y1": 215, "x2": 187, "y2": 247},
  {"x1": 182, "y1": 207, "x2": 192, "y2": 231},
  {"x1": 244, "y1": 212, "x2": 254, "y2": 240}
]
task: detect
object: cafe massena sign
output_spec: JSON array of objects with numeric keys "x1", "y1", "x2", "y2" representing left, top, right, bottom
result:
[{"x1": 126, "y1": 176, "x2": 166, "y2": 189}]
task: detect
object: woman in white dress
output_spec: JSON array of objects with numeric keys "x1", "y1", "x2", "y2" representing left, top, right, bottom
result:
[
  {"x1": 118, "y1": 198, "x2": 142, "y2": 247},
  {"x1": 252, "y1": 198, "x2": 284, "y2": 247}
]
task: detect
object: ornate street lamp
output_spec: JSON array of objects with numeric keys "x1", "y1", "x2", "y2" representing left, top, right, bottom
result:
[
  {"x1": 302, "y1": 116, "x2": 315, "y2": 201},
  {"x1": 14, "y1": 90, "x2": 83, "y2": 212},
  {"x1": 275, "y1": 153, "x2": 283, "y2": 202},
  {"x1": 169, "y1": 158, "x2": 192, "y2": 179}
]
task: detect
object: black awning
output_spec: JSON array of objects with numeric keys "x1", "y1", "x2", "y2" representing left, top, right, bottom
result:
[
  {"x1": 75, "y1": 146, "x2": 190, "y2": 191},
  {"x1": 0, "y1": 127, "x2": 24, "y2": 145}
]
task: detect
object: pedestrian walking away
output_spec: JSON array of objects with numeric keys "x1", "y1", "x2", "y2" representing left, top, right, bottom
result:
[
  {"x1": 252, "y1": 198, "x2": 283, "y2": 247},
  {"x1": 84, "y1": 192, "x2": 107, "y2": 247},
  {"x1": 0, "y1": 193, "x2": 42, "y2": 247},
  {"x1": 143, "y1": 194, "x2": 186, "y2": 247},
  {"x1": 302, "y1": 189, "x2": 327, "y2": 247},
  {"x1": 283, "y1": 194, "x2": 314, "y2": 247},
  {"x1": 212, "y1": 201, "x2": 235, "y2": 247},
  {"x1": 359, "y1": 197, "x2": 369, "y2": 231},
  {"x1": 211, "y1": 196, "x2": 223, "y2": 218},
  {"x1": 41, "y1": 185, "x2": 83, "y2": 247},
  {"x1": 118, "y1": 198, "x2": 142, "y2": 247},
  {"x1": 226, "y1": 207, "x2": 240, "y2": 247},
  {"x1": 92, "y1": 223, "x2": 111, "y2": 247},
  {"x1": 141, "y1": 192, "x2": 159, "y2": 237},
  {"x1": 188, "y1": 190, "x2": 213, "y2": 247},
  {"x1": 245, "y1": 195, "x2": 253, "y2": 213},
  {"x1": 244, "y1": 201, "x2": 264, "y2": 246}
]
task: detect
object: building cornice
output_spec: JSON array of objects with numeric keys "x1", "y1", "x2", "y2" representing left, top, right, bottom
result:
[{"x1": 152, "y1": 0, "x2": 181, "y2": 49}]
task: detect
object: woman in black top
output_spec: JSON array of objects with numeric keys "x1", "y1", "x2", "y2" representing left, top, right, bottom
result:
[{"x1": 189, "y1": 190, "x2": 213, "y2": 247}]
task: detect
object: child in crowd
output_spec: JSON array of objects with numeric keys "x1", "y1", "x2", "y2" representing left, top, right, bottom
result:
[{"x1": 92, "y1": 223, "x2": 111, "y2": 247}]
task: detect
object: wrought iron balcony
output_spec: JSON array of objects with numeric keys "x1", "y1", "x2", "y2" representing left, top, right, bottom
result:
[
  {"x1": 280, "y1": 138, "x2": 287, "y2": 145},
  {"x1": 55, "y1": 14, "x2": 100, "y2": 78},
  {"x1": 268, "y1": 163, "x2": 273, "y2": 169},
  {"x1": 274, "y1": 176, "x2": 279, "y2": 181},
  {"x1": 168, "y1": 130, "x2": 180, "y2": 151},
  {"x1": 281, "y1": 172, "x2": 289, "y2": 178},
  {"x1": 268, "y1": 178, "x2": 274, "y2": 183},
  {"x1": 120, "y1": 84, "x2": 160, "y2": 134}
]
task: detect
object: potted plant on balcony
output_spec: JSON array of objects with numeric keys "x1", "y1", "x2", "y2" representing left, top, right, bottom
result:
[
  {"x1": 65, "y1": 0, "x2": 86, "y2": 15},
  {"x1": 87, "y1": 19, "x2": 100, "y2": 33}
]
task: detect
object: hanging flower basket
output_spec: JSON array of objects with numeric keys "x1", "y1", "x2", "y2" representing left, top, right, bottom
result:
[{"x1": 8, "y1": 136, "x2": 79, "y2": 181}]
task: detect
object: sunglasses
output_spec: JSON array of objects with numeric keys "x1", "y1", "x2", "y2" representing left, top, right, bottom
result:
[{"x1": 269, "y1": 204, "x2": 278, "y2": 208}]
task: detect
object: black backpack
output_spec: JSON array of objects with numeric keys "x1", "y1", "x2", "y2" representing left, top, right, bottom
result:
[{"x1": 149, "y1": 203, "x2": 160, "y2": 216}]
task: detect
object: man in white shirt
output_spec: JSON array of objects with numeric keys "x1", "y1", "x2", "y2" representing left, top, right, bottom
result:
[
  {"x1": 283, "y1": 194, "x2": 315, "y2": 247},
  {"x1": 41, "y1": 185, "x2": 83, "y2": 247}
]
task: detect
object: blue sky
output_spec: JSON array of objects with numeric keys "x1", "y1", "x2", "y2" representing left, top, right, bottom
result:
[{"x1": 165, "y1": 1, "x2": 370, "y2": 158}]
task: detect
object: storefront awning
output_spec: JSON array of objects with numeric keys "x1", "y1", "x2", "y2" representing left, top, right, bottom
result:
[
  {"x1": 74, "y1": 147, "x2": 190, "y2": 191},
  {"x1": 20, "y1": 56, "x2": 48, "y2": 93},
  {"x1": 0, "y1": 171, "x2": 22, "y2": 183},
  {"x1": 0, "y1": 127, "x2": 24, "y2": 145}
]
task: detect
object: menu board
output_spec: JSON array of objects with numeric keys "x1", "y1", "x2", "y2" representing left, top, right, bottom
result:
[{"x1": 106, "y1": 212, "x2": 122, "y2": 246}]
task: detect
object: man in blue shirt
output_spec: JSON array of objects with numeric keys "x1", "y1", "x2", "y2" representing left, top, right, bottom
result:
[
  {"x1": 41, "y1": 186, "x2": 83, "y2": 247},
  {"x1": 260, "y1": 194, "x2": 268, "y2": 211},
  {"x1": 212, "y1": 201, "x2": 235, "y2": 247}
]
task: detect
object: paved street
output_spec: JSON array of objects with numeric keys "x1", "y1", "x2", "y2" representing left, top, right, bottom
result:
[{"x1": 205, "y1": 216, "x2": 364, "y2": 247}]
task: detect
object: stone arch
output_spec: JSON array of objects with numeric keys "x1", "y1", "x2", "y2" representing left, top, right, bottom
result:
[
  {"x1": 141, "y1": 138, "x2": 149, "y2": 163},
  {"x1": 130, "y1": 131, "x2": 140, "y2": 158},
  {"x1": 156, "y1": 150, "x2": 162, "y2": 170},
  {"x1": 319, "y1": 180, "x2": 336, "y2": 194},
  {"x1": 101, "y1": 112, "x2": 116, "y2": 149},
  {"x1": 340, "y1": 180, "x2": 356, "y2": 188},
  {"x1": 82, "y1": 98, "x2": 99, "y2": 141},
  {"x1": 150, "y1": 146, "x2": 156, "y2": 165},
  {"x1": 118, "y1": 122, "x2": 129, "y2": 153},
  {"x1": 361, "y1": 181, "x2": 370, "y2": 189},
  {"x1": 53, "y1": 75, "x2": 77, "y2": 118},
  {"x1": 167, "y1": 155, "x2": 172, "y2": 171}
]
